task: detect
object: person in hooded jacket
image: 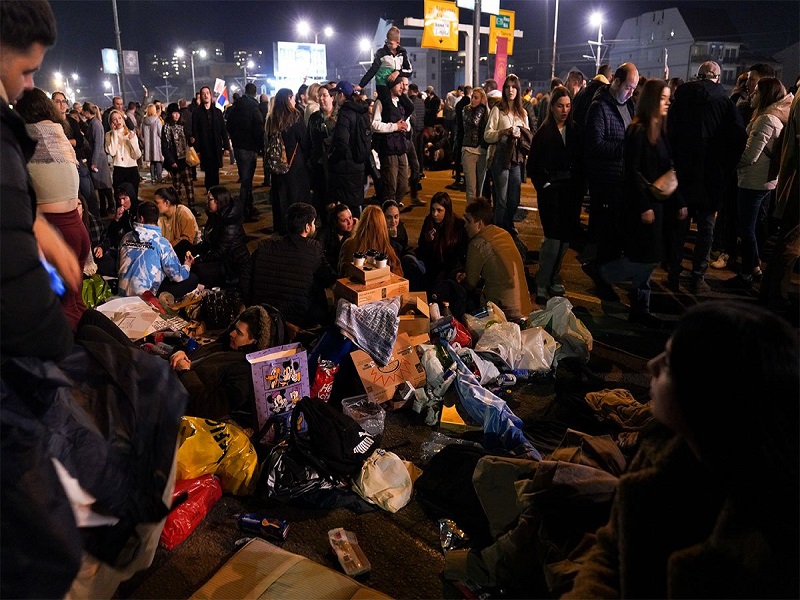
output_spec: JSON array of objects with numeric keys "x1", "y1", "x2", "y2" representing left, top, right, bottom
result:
[
  {"x1": 192, "y1": 185, "x2": 251, "y2": 289},
  {"x1": 92, "y1": 182, "x2": 139, "y2": 276},
  {"x1": 329, "y1": 81, "x2": 369, "y2": 216}
]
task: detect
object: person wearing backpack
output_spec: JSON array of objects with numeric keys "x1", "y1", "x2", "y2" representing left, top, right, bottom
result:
[
  {"x1": 265, "y1": 88, "x2": 311, "y2": 234},
  {"x1": 329, "y1": 81, "x2": 370, "y2": 217}
]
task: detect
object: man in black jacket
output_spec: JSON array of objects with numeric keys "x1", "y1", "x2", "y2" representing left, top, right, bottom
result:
[
  {"x1": 225, "y1": 82, "x2": 264, "y2": 221},
  {"x1": 329, "y1": 81, "x2": 369, "y2": 214},
  {"x1": 193, "y1": 85, "x2": 229, "y2": 191},
  {"x1": 241, "y1": 203, "x2": 337, "y2": 328}
]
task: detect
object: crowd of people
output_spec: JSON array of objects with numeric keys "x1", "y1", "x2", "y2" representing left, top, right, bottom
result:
[{"x1": 1, "y1": 1, "x2": 798, "y2": 598}]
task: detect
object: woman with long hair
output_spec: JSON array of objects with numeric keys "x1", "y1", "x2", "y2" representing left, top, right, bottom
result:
[
  {"x1": 726, "y1": 77, "x2": 793, "y2": 290},
  {"x1": 462, "y1": 86, "x2": 490, "y2": 202},
  {"x1": 316, "y1": 202, "x2": 358, "y2": 268},
  {"x1": 528, "y1": 86, "x2": 584, "y2": 303},
  {"x1": 308, "y1": 85, "x2": 336, "y2": 215},
  {"x1": 105, "y1": 108, "x2": 142, "y2": 199},
  {"x1": 82, "y1": 101, "x2": 114, "y2": 214},
  {"x1": 265, "y1": 88, "x2": 311, "y2": 234},
  {"x1": 338, "y1": 205, "x2": 403, "y2": 276},
  {"x1": 304, "y1": 82, "x2": 322, "y2": 125},
  {"x1": 484, "y1": 73, "x2": 532, "y2": 232},
  {"x1": 142, "y1": 103, "x2": 164, "y2": 184},
  {"x1": 417, "y1": 191, "x2": 468, "y2": 287},
  {"x1": 600, "y1": 78, "x2": 687, "y2": 327},
  {"x1": 16, "y1": 88, "x2": 91, "y2": 329},
  {"x1": 161, "y1": 102, "x2": 196, "y2": 213}
]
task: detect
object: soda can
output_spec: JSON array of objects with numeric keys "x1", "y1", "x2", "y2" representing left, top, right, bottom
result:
[
  {"x1": 186, "y1": 337, "x2": 199, "y2": 353},
  {"x1": 237, "y1": 513, "x2": 290, "y2": 542}
]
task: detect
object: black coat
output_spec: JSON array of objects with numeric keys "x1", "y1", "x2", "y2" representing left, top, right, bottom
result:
[
  {"x1": 193, "y1": 104, "x2": 229, "y2": 171},
  {"x1": 417, "y1": 216, "x2": 468, "y2": 283},
  {"x1": 584, "y1": 85, "x2": 634, "y2": 185},
  {"x1": 668, "y1": 79, "x2": 746, "y2": 211},
  {"x1": 329, "y1": 100, "x2": 369, "y2": 210},
  {"x1": 270, "y1": 118, "x2": 311, "y2": 208},
  {"x1": 528, "y1": 119, "x2": 584, "y2": 241},
  {"x1": 197, "y1": 197, "x2": 251, "y2": 282},
  {"x1": 225, "y1": 94, "x2": 264, "y2": 152},
  {"x1": 240, "y1": 234, "x2": 337, "y2": 327}
]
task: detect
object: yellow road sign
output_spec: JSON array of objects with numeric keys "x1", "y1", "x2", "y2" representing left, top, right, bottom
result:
[
  {"x1": 489, "y1": 9, "x2": 515, "y2": 55},
  {"x1": 421, "y1": 0, "x2": 460, "y2": 52}
]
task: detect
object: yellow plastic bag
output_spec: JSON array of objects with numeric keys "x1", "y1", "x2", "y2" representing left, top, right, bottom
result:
[{"x1": 176, "y1": 417, "x2": 259, "y2": 495}]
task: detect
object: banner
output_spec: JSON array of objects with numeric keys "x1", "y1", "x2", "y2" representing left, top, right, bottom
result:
[
  {"x1": 122, "y1": 50, "x2": 139, "y2": 75},
  {"x1": 489, "y1": 9, "x2": 515, "y2": 55},
  {"x1": 421, "y1": 0, "x2": 460, "y2": 52},
  {"x1": 216, "y1": 87, "x2": 229, "y2": 109},
  {"x1": 493, "y1": 36, "x2": 508, "y2": 83},
  {"x1": 101, "y1": 48, "x2": 119, "y2": 74},
  {"x1": 213, "y1": 78, "x2": 226, "y2": 96}
]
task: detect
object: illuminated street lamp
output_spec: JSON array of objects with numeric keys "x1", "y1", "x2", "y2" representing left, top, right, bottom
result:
[
  {"x1": 359, "y1": 38, "x2": 371, "y2": 53},
  {"x1": 244, "y1": 59, "x2": 255, "y2": 81},
  {"x1": 589, "y1": 12, "x2": 604, "y2": 74},
  {"x1": 176, "y1": 47, "x2": 207, "y2": 94},
  {"x1": 297, "y1": 20, "x2": 334, "y2": 44}
]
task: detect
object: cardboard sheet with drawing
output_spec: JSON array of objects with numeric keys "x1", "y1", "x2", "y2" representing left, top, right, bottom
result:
[{"x1": 351, "y1": 332, "x2": 426, "y2": 408}]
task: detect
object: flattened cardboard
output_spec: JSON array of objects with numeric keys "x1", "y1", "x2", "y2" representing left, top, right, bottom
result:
[
  {"x1": 333, "y1": 274, "x2": 409, "y2": 306},
  {"x1": 350, "y1": 333, "x2": 426, "y2": 406}
]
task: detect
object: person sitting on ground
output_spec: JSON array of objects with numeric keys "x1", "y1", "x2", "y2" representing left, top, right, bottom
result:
[
  {"x1": 93, "y1": 182, "x2": 139, "y2": 276},
  {"x1": 315, "y1": 203, "x2": 359, "y2": 268},
  {"x1": 241, "y1": 202, "x2": 337, "y2": 328},
  {"x1": 338, "y1": 205, "x2": 404, "y2": 277},
  {"x1": 169, "y1": 305, "x2": 275, "y2": 423},
  {"x1": 456, "y1": 198, "x2": 532, "y2": 320},
  {"x1": 191, "y1": 185, "x2": 250, "y2": 289},
  {"x1": 417, "y1": 191, "x2": 468, "y2": 288},
  {"x1": 117, "y1": 200, "x2": 197, "y2": 298},
  {"x1": 154, "y1": 185, "x2": 200, "y2": 258},
  {"x1": 564, "y1": 301, "x2": 799, "y2": 599}
]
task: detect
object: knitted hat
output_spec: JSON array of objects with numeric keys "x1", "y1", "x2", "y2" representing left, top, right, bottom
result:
[{"x1": 166, "y1": 102, "x2": 180, "y2": 115}]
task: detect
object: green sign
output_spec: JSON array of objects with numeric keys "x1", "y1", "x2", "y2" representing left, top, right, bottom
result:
[{"x1": 495, "y1": 15, "x2": 510, "y2": 29}]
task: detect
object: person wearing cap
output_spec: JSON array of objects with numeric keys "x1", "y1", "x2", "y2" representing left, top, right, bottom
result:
[{"x1": 372, "y1": 75, "x2": 411, "y2": 206}]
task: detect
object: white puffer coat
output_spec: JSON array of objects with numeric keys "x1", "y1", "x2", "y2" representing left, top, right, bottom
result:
[{"x1": 737, "y1": 93, "x2": 793, "y2": 190}]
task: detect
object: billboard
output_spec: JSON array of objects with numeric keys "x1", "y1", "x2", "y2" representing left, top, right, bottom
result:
[{"x1": 273, "y1": 42, "x2": 327, "y2": 80}]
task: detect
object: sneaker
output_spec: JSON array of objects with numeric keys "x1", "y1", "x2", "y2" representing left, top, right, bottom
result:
[
  {"x1": 445, "y1": 182, "x2": 461, "y2": 190},
  {"x1": 722, "y1": 274, "x2": 753, "y2": 291},
  {"x1": 548, "y1": 284, "x2": 566, "y2": 296},
  {"x1": 710, "y1": 252, "x2": 729, "y2": 269},
  {"x1": 752, "y1": 267, "x2": 763, "y2": 282},
  {"x1": 689, "y1": 277, "x2": 712, "y2": 294}
]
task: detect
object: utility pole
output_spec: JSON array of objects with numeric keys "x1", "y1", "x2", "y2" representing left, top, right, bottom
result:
[
  {"x1": 472, "y1": 0, "x2": 481, "y2": 87},
  {"x1": 551, "y1": 0, "x2": 560, "y2": 80},
  {"x1": 111, "y1": 0, "x2": 126, "y2": 102}
]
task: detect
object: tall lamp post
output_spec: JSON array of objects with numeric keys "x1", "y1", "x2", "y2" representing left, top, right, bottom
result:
[
  {"x1": 589, "y1": 12, "x2": 603, "y2": 75},
  {"x1": 296, "y1": 20, "x2": 334, "y2": 44},
  {"x1": 176, "y1": 47, "x2": 207, "y2": 94},
  {"x1": 244, "y1": 59, "x2": 255, "y2": 82}
]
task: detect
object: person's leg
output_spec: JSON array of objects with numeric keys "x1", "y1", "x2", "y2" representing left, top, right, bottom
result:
[
  {"x1": 535, "y1": 238, "x2": 559, "y2": 298},
  {"x1": 628, "y1": 263, "x2": 657, "y2": 315},
  {"x1": 395, "y1": 154, "x2": 409, "y2": 202},
  {"x1": 462, "y1": 149, "x2": 477, "y2": 202},
  {"x1": 736, "y1": 187, "x2": 763, "y2": 280},
  {"x1": 753, "y1": 189, "x2": 771, "y2": 270},
  {"x1": 667, "y1": 211, "x2": 691, "y2": 284},
  {"x1": 380, "y1": 154, "x2": 399, "y2": 202},
  {"x1": 506, "y1": 165, "x2": 522, "y2": 232},
  {"x1": 235, "y1": 148, "x2": 257, "y2": 217},
  {"x1": 157, "y1": 273, "x2": 199, "y2": 298},
  {"x1": 77, "y1": 163, "x2": 99, "y2": 216},
  {"x1": 406, "y1": 138, "x2": 421, "y2": 202},
  {"x1": 491, "y1": 163, "x2": 510, "y2": 231},
  {"x1": 691, "y1": 207, "x2": 716, "y2": 281},
  {"x1": 182, "y1": 165, "x2": 196, "y2": 210},
  {"x1": 550, "y1": 241, "x2": 570, "y2": 293},
  {"x1": 75, "y1": 308, "x2": 137, "y2": 348},
  {"x1": 205, "y1": 167, "x2": 220, "y2": 191},
  {"x1": 150, "y1": 161, "x2": 157, "y2": 183},
  {"x1": 476, "y1": 152, "x2": 488, "y2": 200}
]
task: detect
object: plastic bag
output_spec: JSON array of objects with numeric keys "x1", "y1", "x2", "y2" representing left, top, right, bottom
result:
[
  {"x1": 185, "y1": 146, "x2": 201, "y2": 167},
  {"x1": 352, "y1": 449, "x2": 413, "y2": 513},
  {"x1": 176, "y1": 417, "x2": 259, "y2": 495},
  {"x1": 474, "y1": 321, "x2": 521, "y2": 369},
  {"x1": 419, "y1": 431, "x2": 485, "y2": 463},
  {"x1": 80, "y1": 274, "x2": 114, "y2": 309},
  {"x1": 458, "y1": 348, "x2": 500, "y2": 385},
  {"x1": 527, "y1": 297, "x2": 593, "y2": 365},
  {"x1": 261, "y1": 441, "x2": 335, "y2": 502},
  {"x1": 516, "y1": 327, "x2": 557, "y2": 372},
  {"x1": 160, "y1": 474, "x2": 222, "y2": 550},
  {"x1": 463, "y1": 302, "x2": 507, "y2": 340}
]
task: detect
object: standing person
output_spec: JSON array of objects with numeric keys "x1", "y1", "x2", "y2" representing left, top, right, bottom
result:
[
  {"x1": 265, "y1": 87, "x2": 311, "y2": 234},
  {"x1": 417, "y1": 191, "x2": 468, "y2": 288},
  {"x1": 53, "y1": 90, "x2": 96, "y2": 215},
  {"x1": 303, "y1": 82, "x2": 321, "y2": 125},
  {"x1": 668, "y1": 61, "x2": 746, "y2": 294},
  {"x1": 599, "y1": 79, "x2": 687, "y2": 327},
  {"x1": 408, "y1": 83, "x2": 427, "y2": 178},
  {"x1": 193, "y1": 85, "x2": 229, "y2": 191},
  {"x1": 82, "y1": 102, "x2": 114, "y2": 214},
  {"x1": 308, "y1": 84, "x2": 336, "y2": 215},
  {"x1": 449, "y1": 84, "x2": 471, "y2": 191},
  {"x1": 359, "y1": 25, "x2": 414, "y2": 118},
  {"x1": 371, "y1": 76, "x2": 410, "y2": 206},
  {"x1": 565, "y1": 301, "x2": 799, "y2": 599},
  {"x1": 141, "y1": 103, "x2": 164, "y2": 184},
  {"x1": 16, "y1": 87, "x2": 90, "y2": 330},
  {"x1": 225, "y1": 82, "x2": 264, "y2": 222},
  {"x1": 461, "y1": 86, "x2": 489, "y2": 202},
  {"x1": 484, "y1": 73, "x2": 532, "y2": 233},
  {"x1": 154, "y1": 186, "x2": 200, "y2": 258},
  {"x1": 257, "y1": 93, "x2": 270, "y2": 186},
  {"x1": 424, "y1": 86, "x2": 442, "y2": 127},
  {"x1": 105, "y1": 108, "x2": 142, "y2": 200},
  {"x1": 162, "y1": 102, "x2": 196, "y2": 213},
  {"x1": 528, "y1": 85, "x2": 585, "y2": 304},
  {"x1": 725, "y1": 78, "x2": 793, "y2": 290},
  {"x1": 572, "y1": 64, "x2": 612, "y2": 130},
  {"x1": 329, "y1": 81, "x2": 369, "y2": 217}
]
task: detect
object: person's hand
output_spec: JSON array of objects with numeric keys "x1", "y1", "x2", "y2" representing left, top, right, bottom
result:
[
  {"x1": 641, "y1": 209, "x2": 655, "y2": 224},
  {"x1": 172, "y1": 162, "x2": 178, "y2": 170},
  {"x1": 143, "y1": 85, "x2": 148, "y2": 96},
  {"x1": 223, "y1": 149, "x2": 230, "y2": 156},
  {"x1": 115, "y1": 206, "x2": 125, "y2": 220},
  {"x1": 455, "y1": 272, "x2": 466, "y2": 284},
  {"x1": 677, "y1": 206, "x2": 688, "y2": 220},
  {"x1": 505, "y1": 127, "x2": 514, "y2": 136},
  {"x1": 93, "y1": 246, "x2": 104, "y2": 259},
  {"x1": 33, "y1": 213, "x2": 82, "y2": 293},
  {"x1": 127, "y1": 130, "x2": 136, "y2": 141},
  {"x1": 170, "y1": 350, "x2": 191, "y2": 371},
  {"x1": 184, "y1": 250, "x2": 195, "y2": 267},
  {"x1": 397, "y1": 120, "x2": 408, "y2": 132},
  {"x1": 354, "y1": 84, "x2": 362, "y2": 92}
]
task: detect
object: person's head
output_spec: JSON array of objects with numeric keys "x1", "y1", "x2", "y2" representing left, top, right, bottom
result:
[
  {"x1": 109, "y1": 109, "x2": 127, "y2": 131},
  {"x1": 408, "y1": 82, "x2": 420, "y2": 97},
  {"x1": 388, "y1": 73, "x2": 406, "y2": 98},
  {"x1": 178, "y1": 97, "x2": 188, "y2": 108},
  {"x1": 566, "y1": 70, "x2": 585, "y2": 95},
  {"x1": 464, "y1": 198, "x2": 494, "y2": 237},
  {"x1": 0, "y1": 0, "x2": 57, "y2": 104},
  {"x1": 114, "y1": 182, "x2": 135, "y2": 211},
  {"x1": 199, "y1": 86, "x2": 212, "y2": 106},
  {"x1": 747, "y1": 62, "x2": 776, "y2": 96},
  {"x1": 126, "y1": 101, "x2": 135, "y2": 112},
  {"x1": 751, "y1": 77, "x2": 786, "y2": 119},
  {"x1": 500, "y1": 74, "x2": 524, "y2": 117},
  {"x1": 610, "y1": 63, "x2": 639, "y2": 104},
  {"x1": 259, "y1": 93, "x2": 268, "y2": 103},
  {"x1": 633, "y1": 78, "x2": 670, "y2": 143},
  {"x1": 15, "y1": 86, "x2": 61, "y2": 124},
  {"x1": 333, "y1": 80, "x2": 355, "y2": 106},
  {"x1": 598, "y1": 64, "x2": 612, "y2": 81},
  {"x1": 549, "y1": 76, "x2": 564, "y2": 91},
  {"x1": 51, "y1": 89, "x2": 68, "y2": 114},
  {"x1": 382, "y1": 199, "x2": 401, "y2": 231},
  {"x1": 231, "y1": 305, "x2": 273, "y2": 350},
  {"x1": 286, "y1": 202, "x2": 316, "y2": 236},
  {"x1": 269, "y1": 87, "x2": 299, "y2": 133},
  {"x1": 667, "y1": 77, "x2": 684, "y2": 94},
  {"x1": 386, "y1": 26, "x2": 401, "y2": 50},
  {"x1": 111, "y1": 96, "x2": 123, "y2": 111},
  {"x1": 68, "y1": 107, "x2": 80, "y2": 122},
  {"x1": 244, "y1": 82, "x2": 257, "y2": 97},
  {"x1": 207, "y1": 185, "x2": 231, "y2": 214},
  {"x1": 145, "y1": 103, "x2": 157, "y2": 117},
  {"x1": 136, "y1": 200, "x2": 160, "y2": 225},
  {"x1": 81, "y1": 101, "x2": 97, "y2": 119},
  {"x1": 429, "y1": 191, "x2": 453, "y2": 225},
  {"x1": 296, "y1": 83, "x2": 308, "y2": 103},
  {"x1": 153, "y1": 186, "x2": 179, "y2": 214},
  {"x1": 470, "y1": 86, "x2": 488, "y2": 108},
  {"x1": 351, "y1": 205, "x2": 398, "y2": 266},
  {"x1": 697, "y1": 61, "x2": 721, "y2": 83},
  {"x1": 648, "y1": 301, "x2": 798, "y2": 488},
  {"x1": 545, "y1": 85, "x2": 573, "y2": 127},
  {"x1": 166, "y1": 102, "x2": 180, "y2": 124},
  {"x1": 306, "y1": 82, "x2": 321, "y2": 104},
  {"x1": 318, "y1": 85, "x2": 333, "y2": 115},
  {"x1": 331, "y1": 203, "x2": 355, "y2": 234},
  {"x1": 483, "y1": 78, "x2": 498, "y2": 93}
]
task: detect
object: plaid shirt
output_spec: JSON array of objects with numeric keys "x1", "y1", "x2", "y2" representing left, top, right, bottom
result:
[{"x1": 87, "y1": 212, "x2": 105, "y2": 248}]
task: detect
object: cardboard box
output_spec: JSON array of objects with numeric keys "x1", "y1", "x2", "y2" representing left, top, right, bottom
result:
[
  {"x1": 348, "y1": 263, "x2": 391, "y2": 286},
  {"x1": 246, "y1": 343, "x2": 309, "y2": 444},
  {"x1": 398, "y1": 292, "x2": 430, "y2": 344},
  {"x1": 333, "y1": 274, "x2": 409, "y2": 306},
  {"x1": 439, "y1": 403, "x2": 482, "y2": 433},
  {"x1": 350, "y1": 333, "x2": 426, "y2": 407}
]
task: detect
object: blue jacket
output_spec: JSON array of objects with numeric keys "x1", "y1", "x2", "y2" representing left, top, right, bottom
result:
[
  {"x1": 585, "y1": 85, "x2": 635, "y2": 185},
  {"x1": 118, "y1": 223, "x2": 191, "y2": 296}
]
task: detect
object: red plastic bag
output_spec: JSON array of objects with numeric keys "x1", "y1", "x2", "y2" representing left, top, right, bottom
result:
[
  {"x1": 452, "y1": 318, "x2": 472, "y2": 348},
  {"x1": 160, "y1": 474, "x2": 223, "y2": 550}
]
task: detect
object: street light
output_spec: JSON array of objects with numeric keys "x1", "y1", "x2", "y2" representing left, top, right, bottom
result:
[
  {"x1": 176, "y1": 47, "x2": 207, "y2": 95},
  {"x1": 296, "y1": 20, "x2": 334, "y2": 44},
  {"x1": 244, "y1": 59, "x2": 255, "y2": 81},
  {"x1": 359, "y1": 38, "x2": 371, "y2": 53},
  {"x1": 589, "y1": 12, "x2": 603, "y2": 74}
]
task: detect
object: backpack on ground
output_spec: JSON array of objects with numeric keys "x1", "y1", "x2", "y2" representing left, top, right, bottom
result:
[
  {"x1": 266, "y1": 131, "x2": 296, "y2": 175},
  {"x1": 351, "y1": 113, "x2": 372, "y2": 165},
  {"x1": 290, "y1": 396, "x2": 377, "y2": 480}
]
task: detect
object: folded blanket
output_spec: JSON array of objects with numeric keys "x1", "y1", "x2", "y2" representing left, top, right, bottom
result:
[{"x1": 335, "y1": 297, "x2": 400, "y2": 366}]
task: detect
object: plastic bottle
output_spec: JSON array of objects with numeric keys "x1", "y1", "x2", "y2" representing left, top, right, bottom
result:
[{"x1": 442, "y1": 301, "x2": 453, "y2": 319}]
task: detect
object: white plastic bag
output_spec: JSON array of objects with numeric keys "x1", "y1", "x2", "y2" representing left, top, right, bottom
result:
[
  {"x1": 463, "y1": 301, "x2": 507, "y2": 340},
  {"x1": 458, "y1": 348, "x2": 500, "y2": 384},
  {"x1": 516, "y1": 326, "x2": 557, "y2": 372},
  {"x1": 473, "y1": 321, "x2": 521, "y2": 369},
  {"x1": 353, "y1": 449, "x2": 413, "y2": 513},
  {"x1": 527, "y1": 297, "x2": 593, "y2": 365}
]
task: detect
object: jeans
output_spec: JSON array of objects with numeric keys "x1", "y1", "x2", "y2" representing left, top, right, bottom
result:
[
  {"x1": 149, "y1": 161, "x2": 163, "y2": 183},
  {"x1": 462, "y1": 148, "x2": 487, "y2": 203},
  {"x1": 737, "y1": 187, "x2": 771, "y2": 278},
  {"x1": 380, "y1": 153, "x2": 409, "y2": 203},
  {"x1": 234, "y1": 148, "x2": 257, "y2": 214},
  {"x1": 406, "y1": 138, "x2": 420, "y2": 194},
  {"x1": 600, "y1": 257, "x2": 658, "y2": 313},
  {"x1": 491, "y1": 162, "x2": 521, "y2": 232}
]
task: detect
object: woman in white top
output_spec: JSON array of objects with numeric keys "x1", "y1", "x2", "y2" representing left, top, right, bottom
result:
[
  {"x1": 105, "y1": 108, "x2": 142, "y2": 200},
  {"x1": 141, "y1": 103, "x2": 164, "y2": 184},
  {"x1": 484, "y1": 74, "x2": 532, "y2": 233},
  {"x1": 16, "y1": 88, "x2": 91, "y2": 329}
]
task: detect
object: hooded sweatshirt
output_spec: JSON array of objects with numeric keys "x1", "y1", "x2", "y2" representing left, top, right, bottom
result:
[
  {"x1": 118, "y1": 222, "x2": 191, "y2": 296},
  {"x1": 737, "y1": 93, "x2": 794, "y2": 190}
]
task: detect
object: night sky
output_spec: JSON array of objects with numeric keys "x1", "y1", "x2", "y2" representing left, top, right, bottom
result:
[{"x1": 42, "y1": 0, "x2": 798, "y2": 95}]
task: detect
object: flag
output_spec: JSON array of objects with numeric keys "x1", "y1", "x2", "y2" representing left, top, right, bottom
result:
[{"x1": 216, "y1": 87, "x2": 228, "y2": 110}]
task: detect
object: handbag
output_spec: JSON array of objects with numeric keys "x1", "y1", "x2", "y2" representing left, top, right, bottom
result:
[
  {"x1": 185, "y1": 146, "x2": 201, "y2": 167},
  {"x1": 640, "y1": 168, "x2": 678, "y2": 200}
]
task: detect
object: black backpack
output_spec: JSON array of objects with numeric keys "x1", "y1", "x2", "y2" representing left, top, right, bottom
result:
[
  {"x1": 351, "y1": 112, "x2": 371, "y2": 165},
  {"x1": 290, "y1": 396, "x2": 377, "y2": 480}
]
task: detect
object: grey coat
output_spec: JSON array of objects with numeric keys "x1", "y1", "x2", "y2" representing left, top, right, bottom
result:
[{"x1": 86, "y1": 115, "x2": 112, "y2": 189}]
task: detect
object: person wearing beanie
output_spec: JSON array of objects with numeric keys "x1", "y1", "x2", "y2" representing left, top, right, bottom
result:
[{"x1": 169, "y1": 305, "x2": 275, "y2": 423}]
